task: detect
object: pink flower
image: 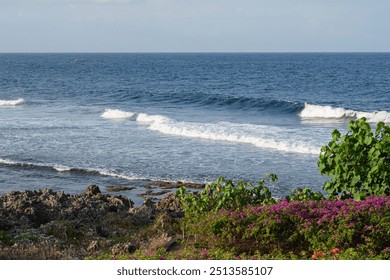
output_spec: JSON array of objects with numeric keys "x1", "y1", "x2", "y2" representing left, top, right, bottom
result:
[{"x1": 330, "y1": 248, "x2": 340, "y2": 255}]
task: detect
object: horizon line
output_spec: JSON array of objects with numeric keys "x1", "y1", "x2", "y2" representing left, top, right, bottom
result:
[{"x1": 1, "y1": 51, "x2": 390, "y2": 54}]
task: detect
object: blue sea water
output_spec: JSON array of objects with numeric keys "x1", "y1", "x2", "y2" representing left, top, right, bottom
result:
[{"x1": 0, "y1": 53, "x2": 389, "y2": 204}]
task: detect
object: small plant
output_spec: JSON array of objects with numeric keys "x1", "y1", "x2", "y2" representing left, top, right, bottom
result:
[
  {"x1": 318, "y1": 118, "x2": 390, "y2": 200},
  {"x1": 286, "y1": 187, "x2": 325, "y2": 202},
  {"x1": 0, "y1": 230, "x2": 14, "y2": 246},
  {"x1": 133, "y1": 248, "x2": 171, "y2": 260},
  {"x1": 177, "y1": 174, "x2": 277, "y2": 215}
]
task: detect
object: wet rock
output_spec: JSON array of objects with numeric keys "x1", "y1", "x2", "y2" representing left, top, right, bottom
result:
[
  {"x1": 84, "y1": 185, "x2": 101, "y2": 196},
  {"x1": 106, "y1": 186, "x2": 135, "y2": 192},
  {"x1": 144, "y1": 181, "x2": 205, "y2": 189},
  {"x1": 137, "y1": 190, "x2": 170, "y2": 198}
]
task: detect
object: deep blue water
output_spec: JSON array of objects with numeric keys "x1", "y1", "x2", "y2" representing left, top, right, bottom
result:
[{"x1": 1, "y1": 53, "x2": 389, "y2": 204}]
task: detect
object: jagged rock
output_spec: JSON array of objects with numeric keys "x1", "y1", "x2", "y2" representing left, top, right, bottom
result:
[
  {"x1": 128, "y1": 198, "x2": 156, "y2": 225},
  {"x1": 106, "y1": 186, "x2": 135, "y2": 192},
  {"x1": 156, "y1": 193, "x2": 183, "y2": 217},
  {"x1": 84, "y1": 185, "x2": 101, "y2": 196},
  {"x1": 87, "y1": 240, "x2": 100, "y2": 252},
  {"x1": 0, "y1": 185, "x2": 186, "y2": 259},
  {"x1": 0, "y1": 186, "x2": 135, "y2": 230},
  {"x1": 144, "y1": 181, "x2": 205, "y2": 189},
  {"x1": 111, "y1": 243, "x2": 137, "y2": 255},
  {"x1": 147, "y1": 233, "x2": 177, "y2": 252}
]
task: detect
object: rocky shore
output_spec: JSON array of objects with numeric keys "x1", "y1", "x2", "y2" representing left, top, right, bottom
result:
[{"x1": 0, "y1": 185, "x2": 185, "y2": 259}]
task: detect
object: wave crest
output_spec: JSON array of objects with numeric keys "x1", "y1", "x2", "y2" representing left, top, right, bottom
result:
[
  {"x1": 299, "y1": 103, "x2": 390, "y2": 123},
  {"x1": 0, "y1": 98, "x2": 25, "y2": 106},
  {"x1": 0, "y1": 158, "x2": 150, "y2": 181},
  {"x1": 101, "y1": 109, "x2": 135, "y2": 119},
  {"x1": 134, "y1": 113, "x2": 319, "y2": 154}
]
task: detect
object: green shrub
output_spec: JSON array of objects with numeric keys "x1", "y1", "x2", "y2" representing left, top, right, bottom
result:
[
  {"x1": 176, "y1": 174, "x2": 277, "y2": 215},
  {"x1": 286, "y1": 187, "x2": 325, "y2": 202},
  {"x1": 318, "y1": 118, "x2": 390, "y2": 200},
  {"x1": 176, "y1": 175, "x2": 277, "y2": 241},
  {"x1": 0, "y1": 230, "x2": 13, "y2": 246},
  {"x1": 192, "y1": 196, "x2": 390, "y2": 259}
]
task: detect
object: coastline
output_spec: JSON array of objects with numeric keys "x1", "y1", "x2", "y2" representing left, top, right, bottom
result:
[
  {"x1": 1, "y1": 182, "x2": 389, "y2": 260},
  {"x1": 0, "y1": 184, "x2": 184, "y2": 260}
]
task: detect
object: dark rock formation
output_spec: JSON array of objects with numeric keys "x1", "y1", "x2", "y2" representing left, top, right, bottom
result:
[{"x1": 0, "y1": 185, "x2": 186, "y2": 259}]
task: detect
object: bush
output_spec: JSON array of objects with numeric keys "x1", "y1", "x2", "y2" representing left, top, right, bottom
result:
[
  {"x1": 194, "y1": 196, "x2": 390, "y2": 259},
  {"x1": 176, "y1": 174, "x2": 277, "y2": 215},
  {"x1": 285, "y1": 187, "x2": 325, "y2": 202},
  {"x1": 318, "y1": 118, "x2": 390, "y2": 200}
]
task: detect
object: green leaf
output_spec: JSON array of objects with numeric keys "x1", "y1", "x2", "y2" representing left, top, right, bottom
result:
[
  {"x1": 351, "y1": 175, "x2": 361, "y2": 186},
  {"x1": 364, "y1": 136, "x2": 373, "y2": 145}
]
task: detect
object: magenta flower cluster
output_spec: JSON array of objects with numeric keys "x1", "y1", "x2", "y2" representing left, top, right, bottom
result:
[{"x1": 208, "y1": 196, "x2": 390, "y2": 254}]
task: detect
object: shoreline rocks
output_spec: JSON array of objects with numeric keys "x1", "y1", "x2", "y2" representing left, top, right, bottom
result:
[{"x1": 0, "y1": 185, "x2": 184, "y2": 259}]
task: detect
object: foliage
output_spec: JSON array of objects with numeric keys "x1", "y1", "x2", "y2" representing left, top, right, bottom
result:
[
  {"x1": 47, "y1": 220, "x2": 82, "y2": 243},
  {"x1": 133, "y1": 248, "x2": 172, "y2": 260},
  {"x1": 318, "y1": 118, "x2": 390, "y2": 200},
  {"x1": 0, "y1": 230, "x2": 14, "y2": 246},
  {"x1": 176, "y1": 174, "x2": 277, "y2": 215},
  {"x1": 285, "y1": 187, "x2": 325, "y2": 202},
  {"x1": 184, "y1": 196, "x2": 390, "y2": 260}
]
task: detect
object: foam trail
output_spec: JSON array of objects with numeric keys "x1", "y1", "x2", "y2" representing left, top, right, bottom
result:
[
  {"x1": 0, "y1": 158, "x2": 16, "y2": 165},
  {"x1": 0, "y1": 158, "x2": 73, "y2": 172},
  {"x1": 96, "y1": 169, "x2": 149, "y2": 181},
  {"x1": 0, "y1": 98, "x2": 25, "y2": 106},
  {"x1": 53, "y1": 165, "x2": 72, "y2": 172},
  {"x1": 101, "y1": 109, "x2": 135, "y2": 119},
  {"x1": 0, "y1": 158, "x2": 152, "y2": 181},
  {"x1": 136, "y1": 113, "x2": 320, "y2": 155},
  {"x1": 300, "y1": 103, "x2": 390, "y2": 123}
]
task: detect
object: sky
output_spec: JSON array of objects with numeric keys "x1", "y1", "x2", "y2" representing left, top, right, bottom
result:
[{"x1": 1, "y1": 0, "x2": 389, "y2": 52}]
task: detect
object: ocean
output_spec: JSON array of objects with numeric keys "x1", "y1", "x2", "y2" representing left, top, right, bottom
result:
[{"x1": 1, "y1": 53, "x2": 389, "y2": 205}]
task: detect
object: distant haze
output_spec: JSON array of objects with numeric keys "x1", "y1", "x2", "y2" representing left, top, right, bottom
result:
[{"x1": 1, "y1": 0, "x2": 389, "y2": 52}]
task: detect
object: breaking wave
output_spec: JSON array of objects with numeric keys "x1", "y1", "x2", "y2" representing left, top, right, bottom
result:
[
  {"x1": 0, "y1": 98, "x2": 25, "y2": 106},
  {"x1": 0, "y1": 158, "x2": 148, "y2": 181},
  {"x1": 133, "y1": 112, "x2": 320, "y2": 154},
  {"x1": 101, "y1": 109, "x2": 135, "y2": 119},
  {"x1": 299, "y1": 103, "x2": 390, "y2": 123}
]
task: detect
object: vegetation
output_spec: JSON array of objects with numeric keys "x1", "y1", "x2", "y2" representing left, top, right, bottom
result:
[
  {"x1": 318, "y1": 118, "x2": 390, "y2": 200},
  {"x1": 175, "y1": 195, "x2": 389, "y2": 259},
  {"x1": 167, "y1": 119, "x2": 390, "y2": 260},
  {"x1": 176, "y1": 174, "x2": 277, "y2": 214}
]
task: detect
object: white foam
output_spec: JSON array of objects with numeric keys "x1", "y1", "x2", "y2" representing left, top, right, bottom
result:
[
  {"x1": 0, "y1": 98, "x2": 25, "y2": 106},
  {"x1": 136, "y1": 113, "x2": 320, "y2": 155},
  {"x1": 0, "y1": 157, "x2": 148, "y2": 181},
  {"x1": 300, "y1": 103, "x2": 390, "y2": 123},
  {"x1": 0, "y1": 158, "x2": 16, "y2": 165},
  {"x1": 53, "y1": 165, "x2": 72, "y2": 172},
  {"x1": 101, "y1": 109, "x2": 135, "y2": 119},
  {"x1": 96, "y1": 169, "x2": 148, "y2": 181},
  {"x1": 136, "y1": 113, "x2": 170, "y2": 123}
]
